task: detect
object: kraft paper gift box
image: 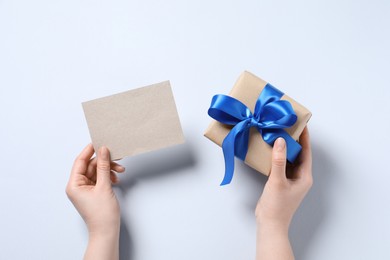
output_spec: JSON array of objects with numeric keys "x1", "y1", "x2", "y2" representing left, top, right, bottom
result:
[{"x1": 204, "y1": 71, "x2": 311, "y2": 183}]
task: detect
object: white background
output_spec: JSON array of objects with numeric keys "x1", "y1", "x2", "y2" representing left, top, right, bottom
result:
[{"x1": 1, "y1": 0, "x2": 389, "y2": 259}]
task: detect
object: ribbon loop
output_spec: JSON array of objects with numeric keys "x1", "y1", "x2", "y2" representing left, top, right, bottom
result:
[
  {"x1": 208, "y1": 95, "x2": 253, "y2": 125},
  {"x1": 208, "y1": 83, "x2": 301, "y2": 185}
]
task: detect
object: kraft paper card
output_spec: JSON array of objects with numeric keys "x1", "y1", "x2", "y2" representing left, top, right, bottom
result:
[{"x1": 82, "y1": 81, "x2": 185, "y2": 160}]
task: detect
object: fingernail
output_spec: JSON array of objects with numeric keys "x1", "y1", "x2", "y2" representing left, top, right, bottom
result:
[
  {"x1": 275, "y1": 138, "x2": 285, "y2": 151},
  {"x1": 99, "y1": 146, "x2": 109, "y2": 160}
]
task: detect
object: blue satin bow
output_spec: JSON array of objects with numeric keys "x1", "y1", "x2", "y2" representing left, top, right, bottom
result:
[{"x1": 208, "y1": 83, "x2": 301, "y2": 185}]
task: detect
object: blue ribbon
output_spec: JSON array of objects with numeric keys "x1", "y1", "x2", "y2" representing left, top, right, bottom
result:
[{"x1": 208, "y1": 83, "x2": 301, "y2": 185}]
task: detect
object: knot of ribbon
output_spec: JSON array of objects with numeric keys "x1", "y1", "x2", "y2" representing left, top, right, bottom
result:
[{"x1": 208, "y1": 83, "x2": 301, "y2": 185}]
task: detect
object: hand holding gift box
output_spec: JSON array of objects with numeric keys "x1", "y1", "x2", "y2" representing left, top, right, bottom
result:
[{"x1": 205, "y1": 71, "x2": 311, "y2": 185}]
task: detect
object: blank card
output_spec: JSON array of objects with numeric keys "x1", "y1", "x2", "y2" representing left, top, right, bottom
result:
[{"x1": 82, "y1": 81, "x2": 185, "y2": 160}]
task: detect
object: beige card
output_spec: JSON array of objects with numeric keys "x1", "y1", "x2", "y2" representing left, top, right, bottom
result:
[{"x1": 82, "y1": 81, "x2": 185, "y2": 160}]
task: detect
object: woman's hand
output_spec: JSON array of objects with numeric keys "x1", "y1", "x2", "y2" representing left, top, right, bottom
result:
[
  {"x1": 66, "y1": 144, "x2": 125, "y2": 260},
  {"x1": 255, "y1": 127, "x2": 313, "y2": 260}
]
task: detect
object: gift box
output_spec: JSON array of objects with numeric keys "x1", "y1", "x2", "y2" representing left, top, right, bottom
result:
[{"x1": 204, "y1": 71, "x2": 311, "y2": 185}]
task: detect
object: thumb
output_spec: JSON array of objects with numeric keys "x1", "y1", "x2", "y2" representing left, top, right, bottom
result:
[
  {"x1": 96, "y1": 146, "x2": 112, "y2": 188},
  {"x1": 270, "y1": 138, "x2": 287, "y2": 181}
]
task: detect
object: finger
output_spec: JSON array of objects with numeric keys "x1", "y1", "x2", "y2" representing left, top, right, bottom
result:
[
  {"x1": 87, "y1": 158, "x2": 124, "y2": 173},
  {"x1": 110, "y1": 171, "x2": 119, "y2": 184},
  {"x1": 71, "y1": 144, "x2": 94, "y2": 177},
  {"x1": 96, "y1": 146, "x2": 112, "y2": 188},
  {"x1": 86, "y1": 158, "x2": 124, "y2": 180},
  {"x1": 112, "y1": 163, "x2": 125, "y2": 173},
  {"x1": 298, "y1": 127, "x2": 312, "y2": 179},
  {"x1": 86, "y1": 157, "x2": 97, "y2": 180},
  {"x1": 270, "y1": 138, "x2": 287, "y2": 181}
]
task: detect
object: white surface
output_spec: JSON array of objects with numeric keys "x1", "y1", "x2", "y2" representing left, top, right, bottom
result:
[{"x1": 1, "y1": 0, "x2": 389, "y2": 259}]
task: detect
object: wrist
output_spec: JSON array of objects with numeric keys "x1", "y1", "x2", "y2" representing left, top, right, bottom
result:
[
  {"x1": 89, "y1": 229, "x2": 119, "y2": 241},
  {"x1": 88, "y1": 224, "x2": 120, "y2": 245},
  {"x1": 85, "y1": 224, "x2": 120, "y2": 260},
  {"x1": 256, "y1": 217, "x2": 294, "y2": 260},
  {"x1": 87, "y1": 218, "x2": 121, "y2": 239},
  {"x1": 256, "y1": 217, "x2": 290, "y2": 235}
]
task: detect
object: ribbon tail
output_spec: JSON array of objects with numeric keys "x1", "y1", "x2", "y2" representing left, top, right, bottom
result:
[
  {"x1": 221, "y1": 130, "x2": 236, "y2": 186},
  {"x1": 284, "y1": 134, "x2": 302, "y2": 162},
  {"x1": 220, "y1": 120, "x2": 250, "y2": 185}
]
